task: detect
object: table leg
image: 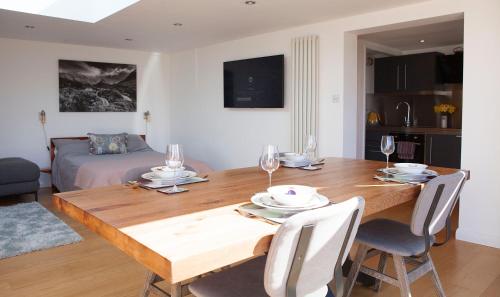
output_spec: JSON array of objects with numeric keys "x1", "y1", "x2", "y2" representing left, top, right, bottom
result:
[
  {"x1": 140, "y1": 271, "x2": 185, "y2": 297},
  {"x1": 141, "y1": 271, "x2": 156, "y2": 297},
  {"x1": 170, "y1": 283, "x2": 182, "y2": 297}
]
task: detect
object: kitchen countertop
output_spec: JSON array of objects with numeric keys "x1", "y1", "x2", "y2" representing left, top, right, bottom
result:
[{"x1": 366, "y1": 126, "x2": 462, "y2": 136}]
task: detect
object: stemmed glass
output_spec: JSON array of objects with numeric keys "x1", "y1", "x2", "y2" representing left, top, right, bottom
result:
[
  {"x1": 260, "y1": 145, "x2": 280, "y2": 187},
  {"x1": 165, "y1": 144, "x2": 185, "y2": 193},
  {"x1": 380, "y1": 136, "x2": 395, "y2": 169},
  {"x1": 304, "y1": 135, "x2": 317, "y2": 169}
]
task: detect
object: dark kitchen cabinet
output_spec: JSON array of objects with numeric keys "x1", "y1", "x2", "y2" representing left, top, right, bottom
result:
[
  {"x1": 439, "y1": 52, "x2": 463, "y2": 83},
  {"x1": 374, "y1": 52, "x2": 443, "y2": 93},
  {"x1": 425, "y1": 134, "x2": 462, "y2": 169},
  {"x1": 404, "y1": 53, "x2": 443, "y2": 91},
  {"x1": 364, "y1": 130, "x2": 385, "y2": 161},
  {"x1": 374, "y1": 57, "x2": 400, "y2": 93}
]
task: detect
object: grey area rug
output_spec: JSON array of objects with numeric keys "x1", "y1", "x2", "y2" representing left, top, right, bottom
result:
[{"x1": 0, "y1": 202, "x2": 82, "y2": 259}]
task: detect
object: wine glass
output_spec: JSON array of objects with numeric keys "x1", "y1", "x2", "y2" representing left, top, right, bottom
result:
[
  {"x1": 380, "y1": 136, "x2": 395, "y2": 169},
  {"x1": 260, "y1": 145, "x2": 280, "y2": 187},
  {"x1": 165, "y1": 144, "x2": 185, "y2": 193},
  {"x1": 304, "y1": 135, "x2": 317, "y2": 169}
]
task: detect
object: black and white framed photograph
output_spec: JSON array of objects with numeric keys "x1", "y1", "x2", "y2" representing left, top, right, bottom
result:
[{"x1": 59, "y1": 60, "x2": 137, "y2": 112}]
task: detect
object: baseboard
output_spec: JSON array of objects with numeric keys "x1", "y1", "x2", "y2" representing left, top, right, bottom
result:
[{"x1": 456, "y1": 227, "x2": 500, "y2": 249}]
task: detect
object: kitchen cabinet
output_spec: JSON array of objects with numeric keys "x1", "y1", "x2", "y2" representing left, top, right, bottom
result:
[
  {"x1": 425, "y1": 134, "x2": 462, "y2": 169},
  {"x1": 364, "y1": 130, "x2": 386, "y2": 161},
  {"x1": 374, "y1": 52, "x2": 443, "y2": 93},
  {"x1": 373, "y1": 56, "x2": 399, "y2": 93},
  {"x1": 438, "y1": 52, "x2": 463, "y2": 83}
]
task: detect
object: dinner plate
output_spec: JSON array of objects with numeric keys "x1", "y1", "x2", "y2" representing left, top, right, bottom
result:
[
  {"x1": 280, "y1": 160, "x2": 311, "y2": 168},
  {"x1": 251, "y1": 192, "x2": 330, "y2": 212},
  {"x1": 141, "y1": 170, "x2": 197, "y2": 182},
  {"x1": 381, "y1": 168, "x2": 438, "y2": 177}
]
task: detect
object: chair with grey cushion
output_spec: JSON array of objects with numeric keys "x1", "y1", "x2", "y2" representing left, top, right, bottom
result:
[
  {"x1": 189, "y1": 197, "x2": 365, "y2": 297},
  {"x1": 345, "y1": 170, "x2": 468, "y2": 297},
  {"x1": 0, "y1": 157, "x2": 40, "y2": 201}
]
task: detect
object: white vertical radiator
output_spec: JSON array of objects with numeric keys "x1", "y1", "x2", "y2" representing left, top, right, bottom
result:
[{"x1": 291, "y1": 35, "x2": 319, "y2": 153}]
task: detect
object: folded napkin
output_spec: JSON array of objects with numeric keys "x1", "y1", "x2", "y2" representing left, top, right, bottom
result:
[{"x1": 397, "y1": 141, "x2": 417, "y2": 160}]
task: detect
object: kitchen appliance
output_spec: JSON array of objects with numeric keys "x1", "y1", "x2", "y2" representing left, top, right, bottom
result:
[{"x1": 390, "y1": 133, "x2": 425, "y2": 163}]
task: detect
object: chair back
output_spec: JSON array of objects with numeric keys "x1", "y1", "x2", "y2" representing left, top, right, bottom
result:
[
  {"x1": 264, "y1": 197, "x2": 365, "y2": 297},
  {"x1": 411, "y1": 170, "x2": 467, "y2": 237}
]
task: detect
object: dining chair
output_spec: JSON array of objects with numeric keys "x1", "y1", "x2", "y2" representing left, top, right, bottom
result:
[
  {"x1": 188, "y1": 196, "x2": 365, "y2": 297},
  {"x1": 345, "y1": 170, "x2": 468, "y2": 297}
]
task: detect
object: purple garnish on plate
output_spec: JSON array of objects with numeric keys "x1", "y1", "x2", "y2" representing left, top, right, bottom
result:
[{"x1": 286, "y1": 189, "x2": 296, "y2": 195}]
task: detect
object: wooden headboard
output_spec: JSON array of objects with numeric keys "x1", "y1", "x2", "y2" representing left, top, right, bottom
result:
[{"x1": 50, "y1": 135, "x2": 146, "y2": 164}]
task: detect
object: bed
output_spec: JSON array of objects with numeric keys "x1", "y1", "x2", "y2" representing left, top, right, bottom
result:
[{"x1": 50, "y1": 135, "x2": 212, "y2": 192}]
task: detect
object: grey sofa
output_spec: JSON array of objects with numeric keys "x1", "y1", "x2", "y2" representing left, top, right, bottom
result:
[{"x1": 0, "y1": 158, "x2": 40, "y2": 201}]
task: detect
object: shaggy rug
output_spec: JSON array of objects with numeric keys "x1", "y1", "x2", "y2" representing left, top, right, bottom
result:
[{"x1": 0, "y1": 202, "x2": 82, "y2": 259}]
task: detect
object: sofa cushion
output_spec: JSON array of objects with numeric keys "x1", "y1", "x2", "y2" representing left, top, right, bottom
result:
[{"x1": 0, "y1": 158, "x2": 40, "y2": 185}]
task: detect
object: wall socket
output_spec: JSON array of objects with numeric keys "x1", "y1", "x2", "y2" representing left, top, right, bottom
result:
[{"x1": 332, "y1": 94, "x2": 340, "y2": 103}]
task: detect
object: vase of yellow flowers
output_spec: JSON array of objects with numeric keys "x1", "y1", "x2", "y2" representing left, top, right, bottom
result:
[{"x1": 434, "y1": 103, "x2": 456, "y2": 128}]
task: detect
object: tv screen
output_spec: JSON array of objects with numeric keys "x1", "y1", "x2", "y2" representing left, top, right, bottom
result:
[{"x1": 224, "y1": 54, "x2": 284, "y2": 108}]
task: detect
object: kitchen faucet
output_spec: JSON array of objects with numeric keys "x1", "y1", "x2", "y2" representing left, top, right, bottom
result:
[{"x1": 396, "y1": 101, "x2": 411, "y2": 127}]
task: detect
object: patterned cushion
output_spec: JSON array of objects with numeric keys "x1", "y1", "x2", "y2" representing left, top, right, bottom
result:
[{"x1": 87, "y1": 133, "x2": 128, "y2": 155}]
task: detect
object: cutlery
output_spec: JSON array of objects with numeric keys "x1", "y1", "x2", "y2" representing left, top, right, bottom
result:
[{"x1": 235, "y1": 208, "x2": 280, "y2": 225}]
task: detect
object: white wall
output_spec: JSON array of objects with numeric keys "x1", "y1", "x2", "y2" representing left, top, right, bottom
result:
[
  {"x1": 456, "y1": 0, "x2": 500, "y2": 248},
  {"x1": 0, "y1": 38, "x2": 170, "y2": 187},
  {"x1": 169, "y1": 29, "x2": 344, "y2": 170},
  {"x1": 169, "y1": 0, "x2": 500, "y2": 249}
]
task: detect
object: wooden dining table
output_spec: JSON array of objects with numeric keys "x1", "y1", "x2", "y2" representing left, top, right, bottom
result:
[{"x1": 52, "y1": 157, "x2": 456, "y2": 297}]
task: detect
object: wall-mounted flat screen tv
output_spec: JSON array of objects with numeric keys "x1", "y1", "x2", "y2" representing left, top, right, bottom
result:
[{"x1": 224, "y1": 54, "x2": 284, "y2": 108}]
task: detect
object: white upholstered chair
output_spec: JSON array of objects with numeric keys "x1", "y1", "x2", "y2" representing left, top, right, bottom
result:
[
  {"x1": 189, "y1": 196, "x2": 365, "y2": 297},
  {"x1": 345, "y1": 170, "x2": 468, "y2": 297}
]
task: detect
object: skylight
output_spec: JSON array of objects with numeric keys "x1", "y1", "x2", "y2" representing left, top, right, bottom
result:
[{"x1": 0, "y1": 0, "x2": 141, "y2": 23}]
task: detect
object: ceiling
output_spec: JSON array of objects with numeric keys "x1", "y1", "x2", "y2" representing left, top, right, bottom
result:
[
  {"x1": 360, "y1": 19, "x2": 464, "y2": 51},
  {"x1": 0, "y1": 0, "x2": 427, "y2": 53}
]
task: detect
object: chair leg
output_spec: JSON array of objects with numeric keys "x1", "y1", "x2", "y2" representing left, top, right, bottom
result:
[
  {"x1": 373, "y1": 252, "x2": 388, "y2": 292},
  {"x1": 427, "y1": 254, "x2": 446, "y2": 297},
  {"x1": 34, "y1": 191, "x2": 38, "y2": 202},
  {"x1": 345, "y1": 244, "x2": 369, "y2": 297},
  {"x1": 393, "y1": 255, "x2": 412, "y2": 297}
]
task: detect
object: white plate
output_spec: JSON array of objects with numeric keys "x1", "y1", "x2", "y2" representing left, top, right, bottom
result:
[
  {"x1": 281, "y1": 160, "x2": 310, "y2": 168},
  {"x1": 251, "y1": 192, "x2": 330, "y2": 212},
  {"x1": 381, "y1": 168, "x2": 438, "y2": 177},
  {"x1": 394, "y1": 163, "x2": 428, "y2": 174},
  {"x1": 141, "y1": 170, "x2": 197, "y2": 182},
  {"x1": 151, "y1": 166, "x2": 186, "y2": 172}
]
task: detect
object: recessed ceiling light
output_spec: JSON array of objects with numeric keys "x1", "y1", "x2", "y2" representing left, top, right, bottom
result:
[
  {"x1": 124, "y1": 38, "x2": 133, "y2": 41},
  {"x1": 245, "y1": 1, "x2": 256, "y2": 5},
  {"x1": 25, "y1": 25, "x2": 35, "y2": 29},
  {"x1": 419, "y1": 39, "x2": 425, "y2": 43},
  {"x1": 173, "y1": 23, "x2": 183, "y2": 27}
]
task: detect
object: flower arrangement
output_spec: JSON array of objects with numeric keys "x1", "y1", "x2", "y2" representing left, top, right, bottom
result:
[{"x1": 434, "y1": 103, "x2": 456, "y2": 114}]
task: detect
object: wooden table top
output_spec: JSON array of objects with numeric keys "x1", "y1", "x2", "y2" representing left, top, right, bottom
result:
[{"x1": 53, "y1": 157, "x2": 455, "y2": 284}]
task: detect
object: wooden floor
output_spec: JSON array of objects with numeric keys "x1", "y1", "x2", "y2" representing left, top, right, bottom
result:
[{"x1": 0, "y1": 189, "x2": 499, "y2": 297}]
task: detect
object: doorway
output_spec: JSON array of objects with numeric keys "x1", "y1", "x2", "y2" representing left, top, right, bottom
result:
[{"x1": 355, "y1": 17, "x2": 464, "y2": 169}]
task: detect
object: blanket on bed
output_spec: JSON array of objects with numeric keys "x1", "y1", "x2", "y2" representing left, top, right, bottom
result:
[{"x1": 52, "y1": 150, "x2": 212, "y2": 192}]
